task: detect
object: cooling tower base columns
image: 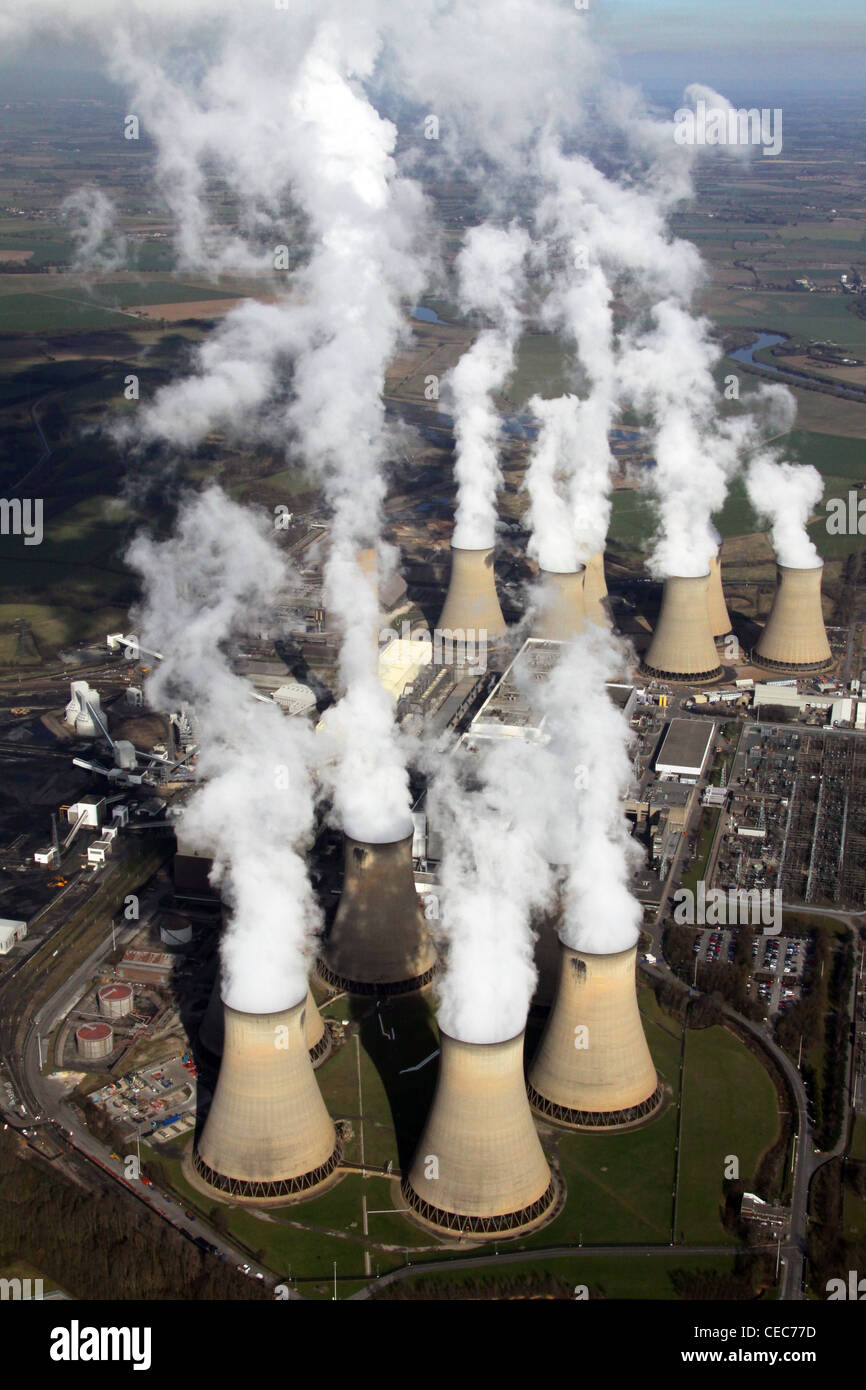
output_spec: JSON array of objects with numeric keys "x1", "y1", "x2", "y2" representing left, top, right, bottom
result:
[
  {"x1": 527, "y1": 1080, "x2": 664, "y2": 1131},
  {"x1": 316, "y1": 957, "x2": 435, "y2": 998},
  {"x1": 187, "y1": 1145, "x2": 343, "y2": 1206},
  {"x1": 400, "y1": 1170, "x2": 563, "y2": 1239}
]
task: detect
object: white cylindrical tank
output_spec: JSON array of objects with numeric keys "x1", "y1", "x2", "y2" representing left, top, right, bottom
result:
[
  {"x1": 98, "y1": 983, "x2": 134, "y2": 1019},
  {"x1": 76, "y1": 1022, "x2": 114, "y2": 1060}
]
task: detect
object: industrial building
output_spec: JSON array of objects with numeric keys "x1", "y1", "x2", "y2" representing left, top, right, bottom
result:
[
  {"x1": 0, "y1": 918, "x2": 27, "y2": 954},
  {"x1": 117, "y1": 950, "x2": 175, "y2": 987},
  {"x1": 640, "y1": 574, "x2": 723, "y2": 683},
  {"x1": 654, "y1": 718, "x2": 716, "y2": 781},
  {"x1": 403, "y1": 1029, "x2": 558, "y2": 1234},
  {"x1": 528, "y1": 944, "x2": 662, "y2": 1127}
]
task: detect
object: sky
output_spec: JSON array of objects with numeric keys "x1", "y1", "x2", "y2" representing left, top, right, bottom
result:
[{"x1": 596, "y1": 0, "x2": 865, "y2": 51}]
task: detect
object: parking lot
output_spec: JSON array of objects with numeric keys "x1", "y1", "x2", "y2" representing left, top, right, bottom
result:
[
  {"x1": 92, "y1": 1051, "x2": 201, "y2": 1140},
  {"x1": 692, "y1": 928, "x2": 806, "y2": 1016}
]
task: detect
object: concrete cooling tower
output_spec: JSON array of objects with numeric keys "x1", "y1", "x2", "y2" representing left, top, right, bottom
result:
[
  {"x1": 402, "y1": 1030, "x2": 558, "y2": 1235},
  {"x1": 707, "y1": 554, "x2": 732, "y2": 639},
  {"x1": 753, "y1": 563, "x2": 832, "y2": 672},
  {"x1": 437, "y1": 545, "x2": 507, "y2": 641},
  {"x1": 317, "y1": 831, "x2": 436, "y2": 995},
  {"x1": 189, "y1": 998, "x2": 341, "y2": 1203},
  {"x1": 640, "y1": 573, "x2": 722, "y2": 682},
  {"x1": 528, "y1": 943, "x2": 662, "y2": 1128},
  {"x1": 582, "y1": 551, "x2": 609, "y2": 626},
  {"x1": 199, "y1": 978, "x2": 331, "y2": 1068},
  {"x1": 531, "y1": 568, "x2": 586, "y2": 641}
]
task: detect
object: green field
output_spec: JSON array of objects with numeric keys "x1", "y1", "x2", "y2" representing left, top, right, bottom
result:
[
  {"x1": 677, "y1": 1026, "x2": 779, "y2": 1244},
  {"x1": 850, "y1": 1116, "x2": 866, "y2": 1162}
]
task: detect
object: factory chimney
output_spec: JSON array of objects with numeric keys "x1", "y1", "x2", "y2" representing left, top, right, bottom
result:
[
  {"x1": 531, "y1": 568, "x2": 586, "y2": 642},
  {"x1": 640, "y1": 573, "x2": 722, "y2": 683},
  {"x1": 189, "y1": 997, "x2": 341, "y2": 1203},
  {"x1": 528, "y1": 943, "x2": 662, "y2": 1127},
  {"x1": 402, "y1": 1029, "x2": 558, "y2": 1234},
  {"x1": 707, "y1": 553, "x2": 732, "y2": 639},
  {"x1": 582, "y1": 551, "x2": 609, "y2": 626},
  {"x1": 437, "y1": 544, "x2": 507, "y2": 642},
  {"x1": 317, "y1": 829, "x2": 436, "y2": 995},
  {"x1": 199, "y1": 978, "x2": 331, "y2": 1067},
  {"x1": 753, "y1": 563, "x2": 832, "y2": 672}
]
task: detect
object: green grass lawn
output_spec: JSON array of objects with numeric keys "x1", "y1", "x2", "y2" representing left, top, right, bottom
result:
[
  {"x1": 680, "y1": 810, "x2": 721, "y2": 897},
  {"x1": 849, "y1": 1116, "x2": 866, "y2": 1162},
  {"x1": 382, "y1": 1251, "x2": 743, "y2": 1300},
  {"x1": 677, "y1": 1026, "x2": 779, "y2": 1244}
]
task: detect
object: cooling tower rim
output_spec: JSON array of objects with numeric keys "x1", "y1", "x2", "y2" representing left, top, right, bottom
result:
[
  {"x1": 774, "y1": 560, "x2": 824, "y2": 574},
  {"x1": 655, "y1": 569, "x2": 712, "y2": 583},
  {"x1": 217, "y1": 994, "x2": 307, "y2": 1020},
  {"x1": 448, "y1": 543, "x2": 495, "y2": 556},
  {"x1": 537, "y1": 564, "x2": 587, "y2": 577},
  {"x1": 436, "y1": 1024, "x2": 527, "y2": 1049},
  {"x1": 340, "y1": 823, "x2": 415, "y2": 849},
  {"x1": 557, "y1": 939, "x2": 640, "y2": 964}
]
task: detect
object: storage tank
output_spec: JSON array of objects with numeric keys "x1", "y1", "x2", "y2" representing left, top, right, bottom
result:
[
  {"x1": 76, "y1": 1022, "x2": 114, "y2": 1060},
  {"x1": 97, "y1": 983, "x2": 134, "y2": 1019}
]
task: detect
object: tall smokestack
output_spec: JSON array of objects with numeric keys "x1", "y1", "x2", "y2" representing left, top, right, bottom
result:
[
  {"x1": 753, "y1": 563, "x2": 832, "y2": 672},
  {"x1": 317, "y1": 830, "x2": 436, "y2": 994},
  {"x1": 189, "y1": 998, "x2": 341, "y2": 1202},
  {"x1": 199, "y1": 979, "x2": 330, "y2": 1067},
  {"x1": 402, "y1": 1029, "x2": 557, "y2": 1234},
  {"x1": 528, "y1": 943, "x2": 661, "y2": 1127},
  {"x1": 531, "y1": 568, "x2": 586, "y2": 641},
  {"x1": 437, "y1": 544, "x2": 506, "y2": 641},
  {"x1": 582, "y1": 551, "x2": 609, "y2": 626},
  {"x1": 640, "y1": 573, "x2": 722, "y2": 682},
  {"x1": 707, "y1": 553, "x2": 732, "y2": 639}
]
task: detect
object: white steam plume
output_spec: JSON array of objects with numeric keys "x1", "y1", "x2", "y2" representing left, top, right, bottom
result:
[
  {"x1": 126, "y1": 487, "x2": 322, "y2": 1015},
  {"x1": 427, "y1": 737, "x2": 555, "y2": 1044},
  {"x1": 448, "y1": 223, "x2": 530, "y2": 550},
  {"x1": 532, "y1": 628, "x2": 643, "y2": 955},
  {"x1": 745, "y1": 456, "x2": 824, "y2": 569},
  {"x1": 60, "y1": 187, "x2": 126, "y2": 272}
]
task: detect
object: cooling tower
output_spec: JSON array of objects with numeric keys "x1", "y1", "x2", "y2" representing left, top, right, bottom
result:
[
  {"x1": 753, "y1": 563, "x2": 832, "y2": 672},
  {"x1": 582, "y1": 551, "x2": 609, "y2": 626},
  {"x1": 528, "y1": 943, "x2": 662, "y2": 1128},
  {"x1": 402, "y1": 1029, "x2": 558, "y2": 1235},
  {"x1": 317, "y1": 831, "x2": 436, "y2": 995},
  {"x1": 437, "y1": 545, "x2": 507, "y2": 641},
  {"x1": 531, "y1": 568, "x2": 586, "y2": 641},
  {"x1": 199, "y1": 979, "x2": 331, "y2": 1067},
  {"x1": 707, "y1": 553, "x2": 732, "y2": 639},
  {"x1": 640, "y1": 573, "x2": 722, "y2": 682},
  {"x1": 190, "y1": 998, "x2": 341, "y2": 1202}
]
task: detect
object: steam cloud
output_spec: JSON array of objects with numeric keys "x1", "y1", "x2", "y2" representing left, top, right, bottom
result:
[
  {"x1": 127, "y1": 488, "x2": 322, "y2": 1015},
  {"x1": 745, "y1": 456, "x2": 824, "y2": 569}
]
